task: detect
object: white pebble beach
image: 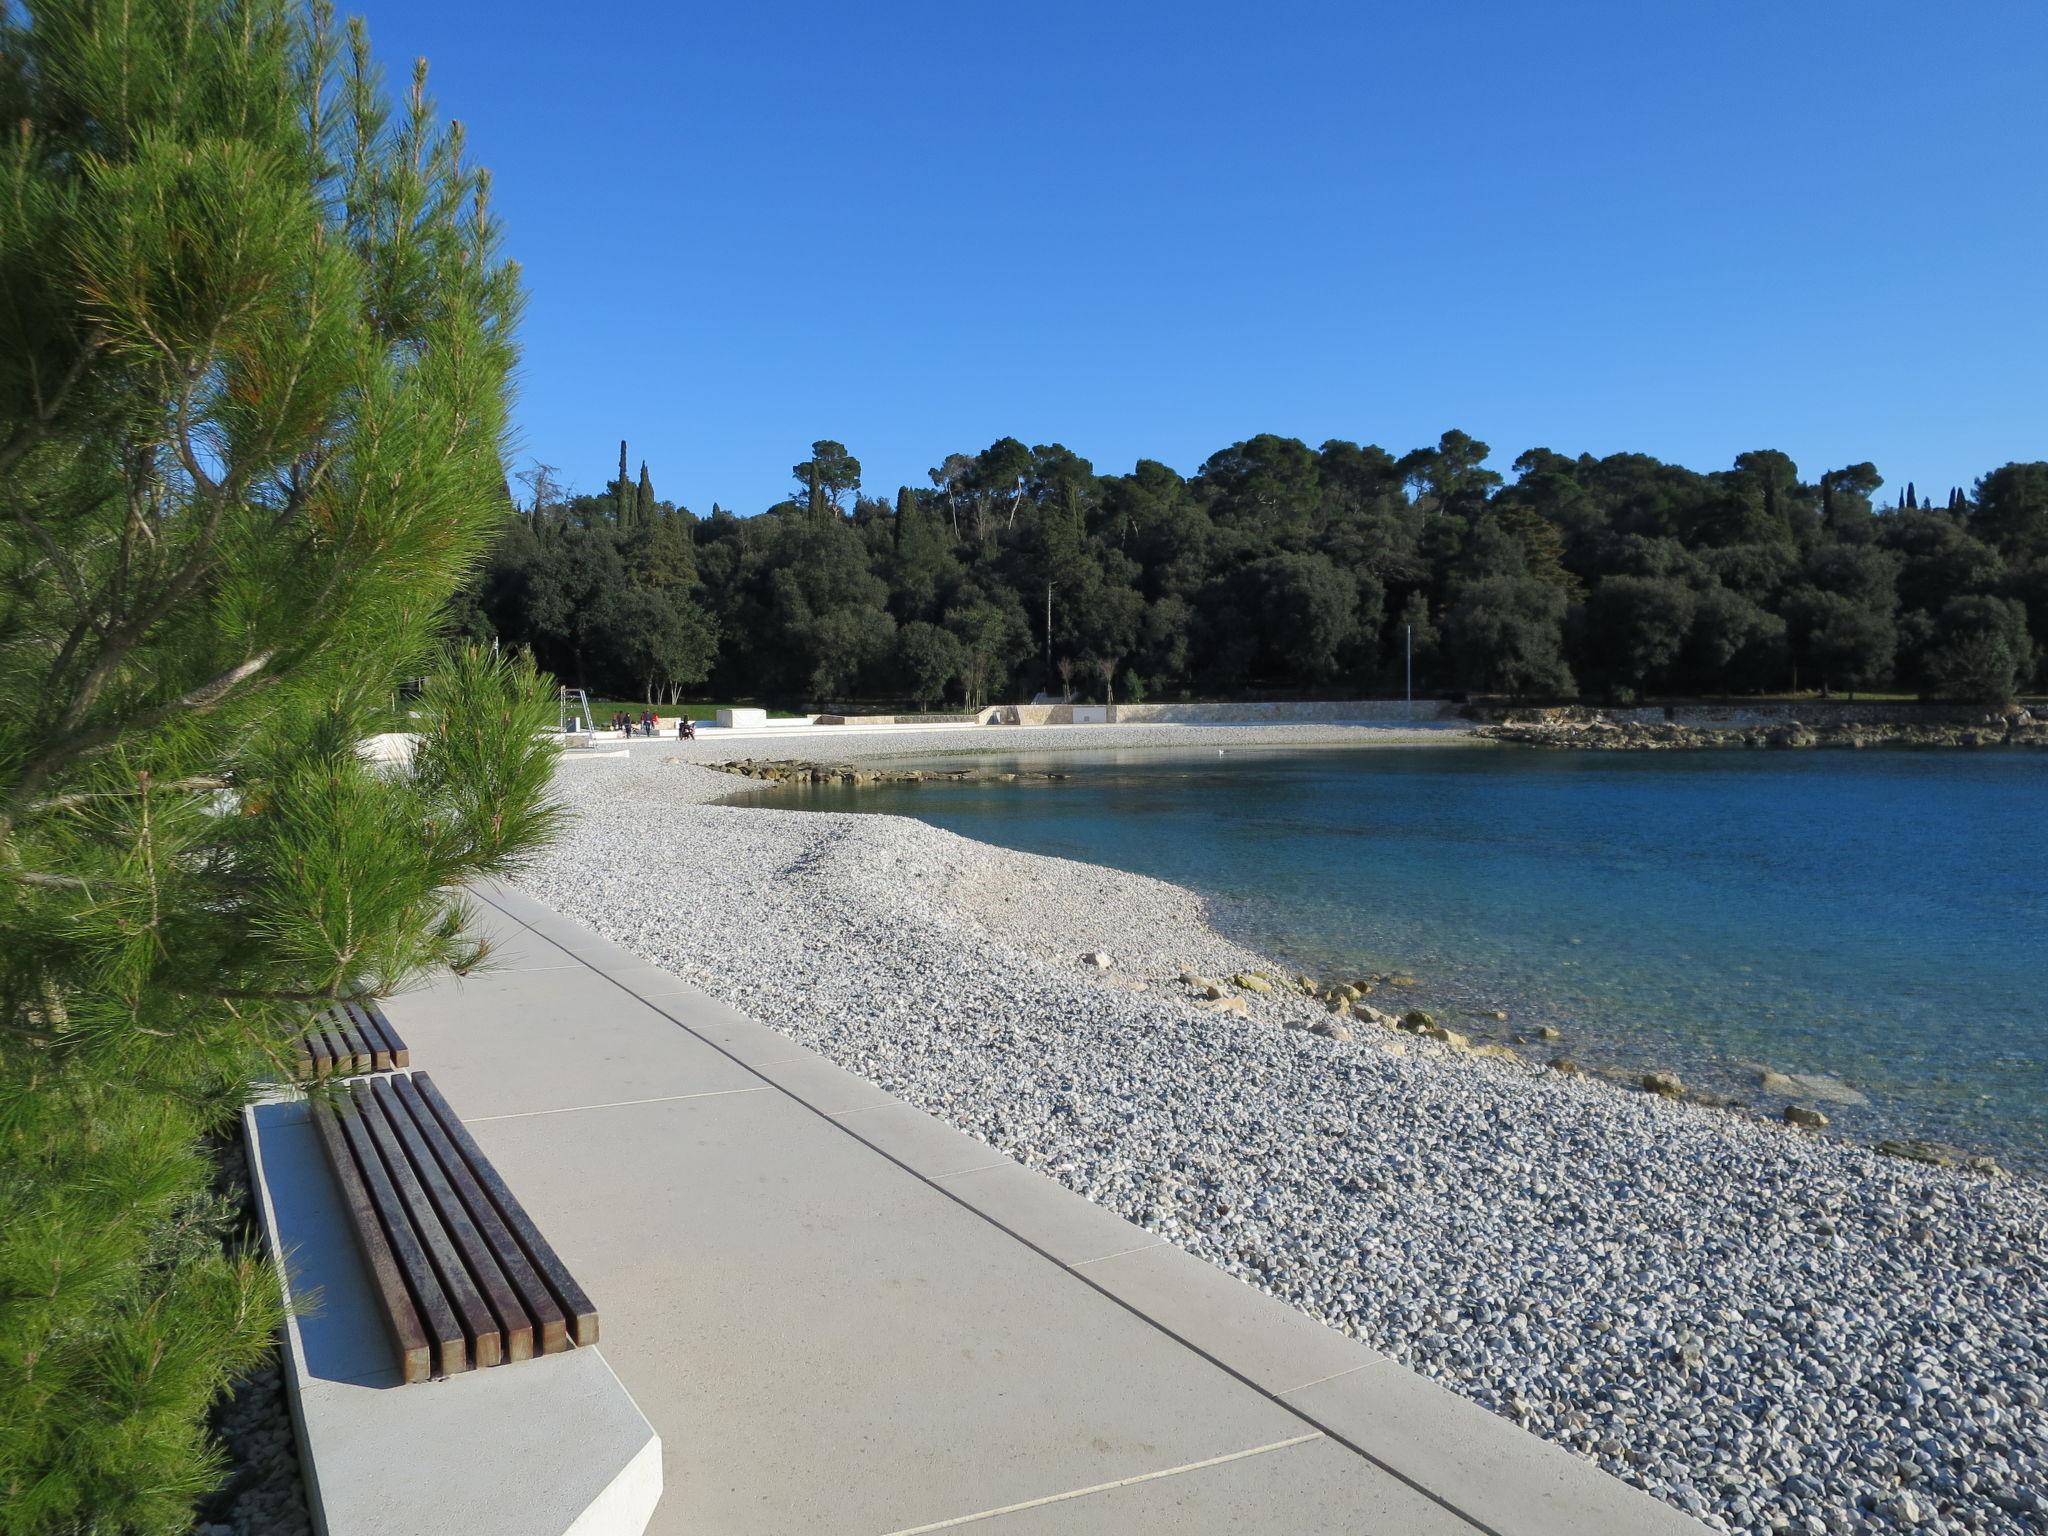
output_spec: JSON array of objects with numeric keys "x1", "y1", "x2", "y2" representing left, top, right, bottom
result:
[{"x1": 512, "y1": 723, "x2": 2048, "y2": 1536}]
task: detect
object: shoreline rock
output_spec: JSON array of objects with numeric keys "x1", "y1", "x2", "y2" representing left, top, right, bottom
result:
[
  {"x1": 1476, "y1": 708, "x2": 2047, "y2": 753},
  {"x1": 719, "y1": 756, "x2": 1075, "y2": 786}
]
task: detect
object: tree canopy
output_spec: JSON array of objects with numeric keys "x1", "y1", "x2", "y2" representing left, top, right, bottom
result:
[{"x1": 473, "y1": 434, "x2": 2048, "y2": 709}]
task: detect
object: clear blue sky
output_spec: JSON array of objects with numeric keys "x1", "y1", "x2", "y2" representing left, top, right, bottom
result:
[{"x1": 355, "y1": 0, "x2": 2046, "y2": 514}]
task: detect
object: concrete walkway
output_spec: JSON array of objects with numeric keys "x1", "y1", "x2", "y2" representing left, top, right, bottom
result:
[{"x1": 378, "y1": 882, "x2": 1706, "y2": 1535}]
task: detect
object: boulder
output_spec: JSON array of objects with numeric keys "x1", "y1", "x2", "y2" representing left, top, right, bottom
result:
[
  {"x1": 1389, "y1": 974, "x2": 1421, "y2": 988},
  {"x1": 1784, "y1": 1105, "x2": 1829, "y2": 1129},
  {"x1": 1549, "y1": 1057, "x2": 1581, "y2": 1075},
  {"x1": 1642, "y1": 1071, "x2": 1685, "y2": 1099},
  {"x1": 1310, "y1": 1020, "x2": 1354, "y2": 1042},
  {"x1": 1466, "y1": 1043, "x2": 1519, "y2": 1061},
  {"x1": 1395, "y1": 1009, "x2": 1435, "y2": 1032},
  {"x1": 1197, "y1": 995, "x2": 1250, "y2": 1017},
  {"x1": 1202, "y1": 983, "x2": 1226, "y2": 1001},
  {"x1": 1231, "y1": 973, "x2": 1273, "y2": 994},
  {"x1": 1351, "y1": 1003, "x2": 1400, "y2": 1029},
  {"x1": 1080, "y1": 951, "x2": 1113, "y2": 969}
]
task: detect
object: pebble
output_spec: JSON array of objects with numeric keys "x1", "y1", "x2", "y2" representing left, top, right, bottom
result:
[{"x1": 522, "y1": 732, "x2": 2048, "y2": 1536}]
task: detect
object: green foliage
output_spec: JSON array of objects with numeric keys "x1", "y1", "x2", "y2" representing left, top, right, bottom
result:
[
  {"x1": 1971, "y1": 462, "x2": 2048, "y2": 560},
  {"x1": 896, "y1": 622, "x2": 964, "y2": 710},
  {"x1": 1446, "y1": 577, "x2": 1575, "y2": 697},
  {"x1": 1927, "y1": 595, "x2": 2030, "y2": 704},
  {"x1": 0, "y1": 4, "x2": 557, "y2": 1526},
  {"x1": 474, "y1": 428, "x2": 2048, "y2": 706}
]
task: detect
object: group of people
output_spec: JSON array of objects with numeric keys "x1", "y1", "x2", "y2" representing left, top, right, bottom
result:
[
  {"x1": 609, "y1": 709, "x2": 696, "y2": 740},
  {"x1": 610, "y1": 709, "x2": 655, "y2": 736}
]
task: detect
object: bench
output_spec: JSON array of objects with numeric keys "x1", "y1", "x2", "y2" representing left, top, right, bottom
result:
[
  {"x1": 309, "y1": 1070, "x2": 599, "y2": 1383},
  {"x1": 297, "y1": 1001, "x2": 409, "y2": 1080}
]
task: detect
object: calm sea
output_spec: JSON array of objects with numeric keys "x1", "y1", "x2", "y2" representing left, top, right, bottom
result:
[{"x1": 757, "y1": 743, "x2": 2048, "y2": 1172}]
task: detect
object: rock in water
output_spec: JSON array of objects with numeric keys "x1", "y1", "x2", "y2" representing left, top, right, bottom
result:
[
  {"x1": 1642, "y1": 1071, "x2": 1685, "y2": 1098},
  {"x1": 1876, "y1": 1137, "x2": 1956, "y2": 1166},
  {"x1": 1758, "y1": 1069, "x2": 1868, "y2": 1106},
  {"x1": 1784, "y1": 1105, "x2": 1829, "y2": 1129}
]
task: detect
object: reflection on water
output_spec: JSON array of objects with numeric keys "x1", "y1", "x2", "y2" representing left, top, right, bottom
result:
[{"x1": 755, "y1": 743, "x2": 2048, "y2": 1171}]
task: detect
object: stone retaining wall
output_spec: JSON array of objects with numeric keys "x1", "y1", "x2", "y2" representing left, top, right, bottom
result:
[{"x1": 1481, "y1": 701, "x2": 2007, "y2": 729}]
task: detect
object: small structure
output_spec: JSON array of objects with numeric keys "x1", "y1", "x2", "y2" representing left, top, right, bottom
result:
[{"x1": 715, "y1": 707, "x2": 768, "y2": 730}]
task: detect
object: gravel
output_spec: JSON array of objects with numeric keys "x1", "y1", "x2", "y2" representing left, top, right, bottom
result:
[{"x1": 516, "y1": 725, "x2": 2048, "y2": 1536}]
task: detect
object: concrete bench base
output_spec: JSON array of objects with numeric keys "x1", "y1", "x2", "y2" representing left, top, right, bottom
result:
[{"x1": 245, "y1": 1097, "x2": 661, "y2": 1535}]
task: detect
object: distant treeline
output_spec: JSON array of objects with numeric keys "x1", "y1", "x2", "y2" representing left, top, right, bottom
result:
[{"x1": 453, "y1": 433, "x2": 2048, "y2": 709}]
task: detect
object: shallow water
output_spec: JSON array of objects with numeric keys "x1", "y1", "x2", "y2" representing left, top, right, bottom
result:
[{"x1": 760, "y1": 743, "x2": 2048, "y2": 1171}]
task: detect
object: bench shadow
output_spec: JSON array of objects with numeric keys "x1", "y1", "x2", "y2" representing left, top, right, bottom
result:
[{"x1": 249, "y1": 1099, "x2": 406, "y2": 1389}]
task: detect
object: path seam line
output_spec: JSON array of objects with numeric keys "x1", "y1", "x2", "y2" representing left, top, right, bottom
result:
[
  {"x1": 459, "y1": 1086, "x2": 770, "y2": 1123},
  {"x1": 874, "y1": 1433, "x2": 1325, "y2": 1534},
  {"x1": 1067, "y1": 1240, "x2": 1171, "y2": 1268}
]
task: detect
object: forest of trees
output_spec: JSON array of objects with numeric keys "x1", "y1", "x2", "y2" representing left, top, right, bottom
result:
[{"x1": 459, "y1": 433, "x2": 2048, "y2": 710}]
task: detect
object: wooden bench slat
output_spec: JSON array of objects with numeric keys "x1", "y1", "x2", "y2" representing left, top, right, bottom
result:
[
  {"x1": 304, "y1": 1026, "x2": 329, "y2": 1079},
  {"x1": 332, "y1": 1007, "x2": 374, "y2": 1074},
  {"x1": 348, "y1": 1081, "x2": 504, "y2": 1370},
  {"x1": 346, "y1": 1001, "x2": 393, "y2": 1071},
  {"x1": 411, "y1": 1072, "x2": 600, "y2": 1346},
  {"x1": 368, "y1": 1076, "x2": 536, "y2": 1362},
  {"x1": 307, "y1": 1097, "x2": 433, "y2": 1385},
  {"x1": 316, "y1": 1020, "x2": 349, "y2": 1077},
  {"x1": 323, "y1": 1096, "x2": 468, "y2": 1377},
  {"x1": 388, "y1": 1073, "x2": 570, "y2": 1355},
  {"x1": 361, "y1": 1001, "x2": 409, "y2": 1068}
]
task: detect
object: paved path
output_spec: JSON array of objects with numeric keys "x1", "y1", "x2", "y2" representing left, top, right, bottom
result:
[{"x1": 380, "y1": 882, "x2": 1704, "y2": 1535}]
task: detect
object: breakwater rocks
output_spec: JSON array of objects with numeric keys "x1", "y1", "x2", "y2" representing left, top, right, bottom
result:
[
  {"x1": 719, "y1": 757, "x2": 1072, "y2": 787},
  {"x1": 1478, "y1": 709, "x2": 2047, "y2": 752},
  {"x1": 526, "y1": 748, "x2": 2048, "y2": 1535}
]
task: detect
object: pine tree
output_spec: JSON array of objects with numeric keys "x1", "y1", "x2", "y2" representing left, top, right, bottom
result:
[
  {"x1": 0, "y1": 5, "x2": 562, "y2": 1527},
  {"x1": 636, "y1": 460, "x2": 656, "y2": 523}
]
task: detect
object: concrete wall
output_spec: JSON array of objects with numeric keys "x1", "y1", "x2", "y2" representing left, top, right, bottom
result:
[
  {"x1": 1110, "y1": 699, "x2": 1458, "y2": 724},
  {"x1": 979, "y1": 699, "x2": 1456, "y2": 726}
]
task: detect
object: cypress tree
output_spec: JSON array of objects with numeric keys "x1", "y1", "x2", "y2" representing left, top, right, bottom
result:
[
  {"x1": 636, "y1": 460, "x2": 656, "y2": 523},
  {"x1": 1906, "y1": 482, "x2": 1917, "y2": 510},
  {"x1": 617, "y1": 439, "x2": 632, "y2": 526}
]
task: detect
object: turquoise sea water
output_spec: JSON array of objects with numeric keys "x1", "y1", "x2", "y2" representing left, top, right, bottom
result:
[{"x1": 757, "y1": 743, "x2": 2048, "y2": 1171}]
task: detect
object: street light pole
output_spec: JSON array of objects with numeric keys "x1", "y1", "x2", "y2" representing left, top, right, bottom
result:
[{"x1": 1405, "y1": 623, "x2": 1413, "y2": 714}]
